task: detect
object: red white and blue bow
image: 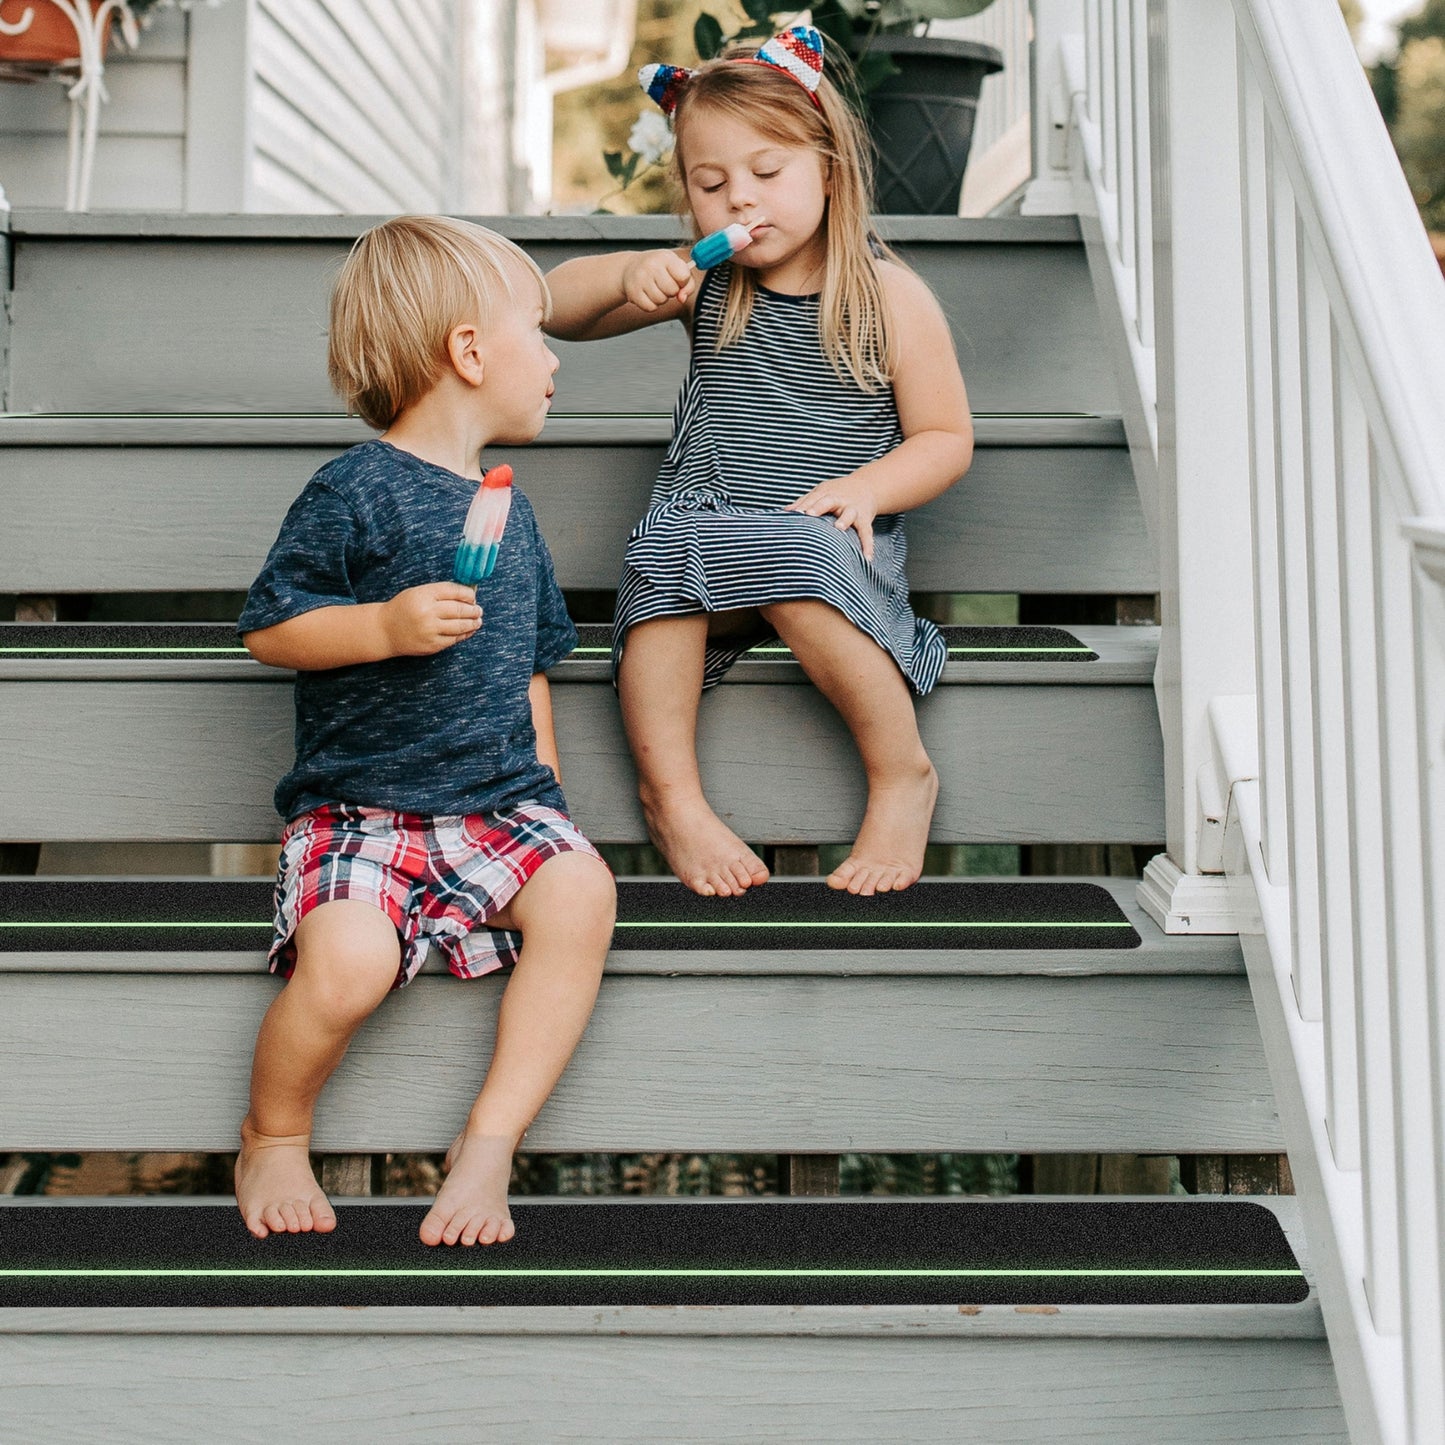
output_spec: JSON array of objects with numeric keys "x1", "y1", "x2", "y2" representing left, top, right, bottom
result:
[{"x1": 639, "y1": 25, "x2": 825, "y2": 117}]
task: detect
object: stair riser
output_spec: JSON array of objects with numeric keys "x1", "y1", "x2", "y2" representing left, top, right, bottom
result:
[
  {"x1": 0, "y1": 443, "x2": 1154, "y2": 596},
  {"x1": 0, "y1": 680, "x2": 1165, "y2": 844},
  {"x1": 0, "y1": 1332, "x2": 1346, "y2": 1443},
  {"x1": 0, "y1": 973, "x2": 1279, "y2": 1153}
]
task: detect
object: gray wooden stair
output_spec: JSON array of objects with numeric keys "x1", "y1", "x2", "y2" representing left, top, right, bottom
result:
[
  {"x1": 0, "y1": 212, "x2": 1343, "y2": 1440},
  {"x1": 0, "y1": 1196, "x2": 1345, "y2": 1443}
]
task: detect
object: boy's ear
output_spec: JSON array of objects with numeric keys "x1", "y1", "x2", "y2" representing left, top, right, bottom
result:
[{"x1": 447, "y1": 323, "x2": 486, "y2": 388}]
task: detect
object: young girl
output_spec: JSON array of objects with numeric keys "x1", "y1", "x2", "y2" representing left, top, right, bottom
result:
[{"x1": 546, "y1": 25, "x2": 973, "y2": 899}]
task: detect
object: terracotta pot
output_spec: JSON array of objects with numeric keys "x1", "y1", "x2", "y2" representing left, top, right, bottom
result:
[{"x1": 0, "y1": 1, "x2": 110, "y2": 65}]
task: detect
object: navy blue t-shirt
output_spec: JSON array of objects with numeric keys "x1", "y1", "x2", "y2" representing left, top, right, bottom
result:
[{"x1": 238, "y1": 439, "x2": 577, "y2": 823}]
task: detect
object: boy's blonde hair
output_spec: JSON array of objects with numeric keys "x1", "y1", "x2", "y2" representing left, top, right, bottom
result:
[
  {"x1": 669, "y1": 43, "x2": 902, "y2": 391},
  {"x1": 328, "y1": 215, "x2": 551, "y2": 430}
]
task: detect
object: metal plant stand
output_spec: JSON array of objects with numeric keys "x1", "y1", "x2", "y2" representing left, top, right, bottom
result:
[{"x1": 0, "y1": 0, "x2": 139, "y2": 211}]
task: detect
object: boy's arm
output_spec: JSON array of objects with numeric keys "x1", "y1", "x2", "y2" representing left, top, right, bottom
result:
[
  {"x1": 243, "y1": 584, "x2": 482, "y2": 670},
  {"x1": 544, "y1": 249, "x2": 696, "y2": 341},
  {"x1": 529, "y1": 672, "x2": 562, "y2": 784}
]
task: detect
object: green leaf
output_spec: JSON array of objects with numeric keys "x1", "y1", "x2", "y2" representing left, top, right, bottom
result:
[
  {"x1": 694, "y1": 11, "x2": 725, "y2": 59},
  {"x1": 603, "y1": 150, "x2": 625, "y2": 180},
  {"x1": 854, "y1": 49, "x2": 900, "y2": 93}
]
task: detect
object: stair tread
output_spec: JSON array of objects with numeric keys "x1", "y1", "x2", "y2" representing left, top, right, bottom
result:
[
  {"x1": 0, "y1": 876, "x2": 1241, "y2": 977},
  {"x1": 0, "y1": 622, "x2": 1158, "y2": 685},
  {"x1": 0, "y1": 412, "x2": 1128, "y2": 448},
  {"x1": 0, "y1": 1196, "x2": 1321, "y2": 1337}
]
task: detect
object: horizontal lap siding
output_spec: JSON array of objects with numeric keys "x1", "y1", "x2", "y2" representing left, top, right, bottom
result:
[
  {"x1": 0, "y1": 973, "x2": 1279, "y2": 1152},
  {"x1": 252, "y1": 0, "x2": 456, "y2": 213}
]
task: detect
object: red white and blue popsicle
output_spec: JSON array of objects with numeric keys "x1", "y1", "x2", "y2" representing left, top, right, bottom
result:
[
  {"x1": 689, "y1": 223, "x2": 756, "y2": 270},
  {"x1": 454, "y1": 464, "x2": 513, "y2": 586}
]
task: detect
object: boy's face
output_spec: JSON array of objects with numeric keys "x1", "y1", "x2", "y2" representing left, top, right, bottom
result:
[{"x1": 478, "y1": 270, "x2": 559, "y2": 445}]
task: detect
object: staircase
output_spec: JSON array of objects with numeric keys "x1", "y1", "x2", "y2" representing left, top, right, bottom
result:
[{"x1": 0, "y1": 198, "x2": 1356, "y2": 1440}]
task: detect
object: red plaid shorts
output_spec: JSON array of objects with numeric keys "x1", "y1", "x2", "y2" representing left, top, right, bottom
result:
[{"x1": 269, "y1": 801, "x2": 606, "y2": 990}]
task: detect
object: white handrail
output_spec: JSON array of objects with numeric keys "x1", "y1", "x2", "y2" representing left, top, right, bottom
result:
[{"x1": 1037, "y1": 0, "x2": 1445, "y2": 1441}]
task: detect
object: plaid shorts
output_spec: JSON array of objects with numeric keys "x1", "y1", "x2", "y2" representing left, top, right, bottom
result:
[{"x1": 269, "y1": 801, "x2": 606, "y2": 990}]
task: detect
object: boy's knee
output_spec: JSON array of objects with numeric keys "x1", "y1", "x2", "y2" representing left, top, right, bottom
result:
[{"x1": 527, "y1": 851, "x2": 617, "y2": 933}]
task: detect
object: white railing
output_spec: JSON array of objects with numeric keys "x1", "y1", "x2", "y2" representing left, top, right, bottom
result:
[{"x1": 1035, "y1": 1, "x2": 1445, "y2": 1442}]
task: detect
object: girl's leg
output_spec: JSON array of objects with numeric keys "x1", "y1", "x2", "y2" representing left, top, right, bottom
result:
[
  {"x1": 234, "y1": 899, "x2": 402, "y2": 1238},
  {"x1": 617, "y1": 612, "x2": 770, "y2": 896},
  {"x1": 760, "y1": 599, "x2": 938, "y2": 895},
  {"x1": 421, "y1": 850, "x2": 616, "y2": 1247}
]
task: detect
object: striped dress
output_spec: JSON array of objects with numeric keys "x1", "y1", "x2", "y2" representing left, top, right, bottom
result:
[{"x1": 613, "y1": 262, "x2": 947, "y2": 694}]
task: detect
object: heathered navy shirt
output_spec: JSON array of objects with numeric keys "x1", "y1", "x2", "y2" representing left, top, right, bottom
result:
[{"x1": 238, "y1": 439, "x2": 577, "y2": 823}]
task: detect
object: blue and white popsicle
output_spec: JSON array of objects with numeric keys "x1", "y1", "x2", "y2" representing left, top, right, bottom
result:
[{"x1": 690, "y1": 222, "x2": 756, "y2": 270}]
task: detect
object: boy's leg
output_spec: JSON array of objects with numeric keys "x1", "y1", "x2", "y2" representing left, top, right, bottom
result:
[
  {"x1": 235, "y1": 899, "x2": 401, "y2": 1238},
  {"x1": 421, "y1": 850, "x2": 616, "y2": 1247},
  {"x1": 760, "y1": 599, "x2": 938, "y2": 895},
  {"x1": 617, "y1": 611, "x2": 770, "y2": 896}
]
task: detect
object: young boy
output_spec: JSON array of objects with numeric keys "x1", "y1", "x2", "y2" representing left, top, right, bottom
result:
[{"x1": 234, "y1": 216, "x2": 615, "y2": 1249}]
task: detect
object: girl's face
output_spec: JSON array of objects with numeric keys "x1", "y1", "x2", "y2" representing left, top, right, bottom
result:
[{"x1": 681, "y1": 107, "x2": 829, "y2": 289}]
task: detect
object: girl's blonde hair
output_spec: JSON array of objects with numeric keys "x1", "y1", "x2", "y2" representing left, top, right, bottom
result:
[
  {"x1": 669, "y1": 42, "x2": 901, "y2": 391},
  {"x1": 328, "y1": 215, "x2": 550, "y2": 430}
]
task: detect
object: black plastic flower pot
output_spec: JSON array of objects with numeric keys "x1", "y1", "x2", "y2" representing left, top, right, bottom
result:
[{"x1": 854, "y1": 35, "x2": 1006, "y2": 214}]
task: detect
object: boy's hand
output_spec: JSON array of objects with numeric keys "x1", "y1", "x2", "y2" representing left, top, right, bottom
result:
[
  {"x1": 381, "y1": 583, "x2": 482, "y2": 656},
  {"x1": 622, "y1": 249, "x2": 695, "y2": 311},
  {"x1": 784, "y1": 476, "x2": 881, "y2": 563}
]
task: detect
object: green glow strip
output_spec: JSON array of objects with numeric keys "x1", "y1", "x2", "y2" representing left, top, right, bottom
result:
[
  {"x1": 568, "y1": 647, "x2": 1093, "y2": 657},
  {"x1": 0, "y1": 920, "x2": 1131, "y2": 931},
  {"x1": 0, "y1": 1267, "x2": 1301, "y2": 1280}
]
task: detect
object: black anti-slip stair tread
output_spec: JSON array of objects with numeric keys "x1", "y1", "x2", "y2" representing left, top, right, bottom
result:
[
  {"x1": 0, "y1": 1200, "x2": 1306, "y2": 1307},
  {"x1": 0, "y1": 879, "x2": 1141, "y2": 952},
  {"x1": 0, "y1": 622, "x2": 1099, "y2": 662}
]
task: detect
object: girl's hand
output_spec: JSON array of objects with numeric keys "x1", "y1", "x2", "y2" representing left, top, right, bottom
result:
[
  {"x1": 381, "y1": 583, "x2": 482, "y2": 655},
  {"x1": 785, "y1": 477, "x2": 880, "y2": 562},
  {"x1": 622, "y1": 249, "x2": 695, "y2": 311}
]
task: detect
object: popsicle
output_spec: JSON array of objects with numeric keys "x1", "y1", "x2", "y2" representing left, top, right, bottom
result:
[
  {"x1": 453, "y1": 464, "x2": 513, "y2": 586},
  {"x1": 690, "y1": 223, "x2": 755, "y2": 270}
]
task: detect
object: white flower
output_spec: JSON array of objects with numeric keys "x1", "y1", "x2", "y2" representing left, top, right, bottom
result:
[{"x1": 627, "y1": 111, "x2": 673, "y2": 166}]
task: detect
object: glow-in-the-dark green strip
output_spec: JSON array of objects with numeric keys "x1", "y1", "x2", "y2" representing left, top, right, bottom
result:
[
  {"x1": 0, "y1": 920, "x2": 1133, "y2": 931},
  {"x1": 0, "y1": 1267, "x2": 1302, "y2": 1280}
]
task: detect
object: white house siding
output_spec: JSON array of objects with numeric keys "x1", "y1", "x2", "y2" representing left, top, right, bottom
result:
[
  {"x1": 250, "y1": 0, "x2": 463, "y2": 213},
  {"x1": 0, "y1": 7, "x2": 188, "y2": 210}
]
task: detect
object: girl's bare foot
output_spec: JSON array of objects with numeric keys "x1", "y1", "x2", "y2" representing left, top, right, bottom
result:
[
  {"x1": 828, "y1": 762, "x2": 939, "y2": 895},
  {"x1": 420, "y1": 1130, "x2": 517, "y2": 1247},
  {"x1": 234, "y1": 1116, "x2": 336, "y2": 1239},
  {"x1": 642, "y1": 791, "x2": 770, "y2": 897}
]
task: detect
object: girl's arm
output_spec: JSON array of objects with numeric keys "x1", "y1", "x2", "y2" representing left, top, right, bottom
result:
[
  {"x1": 529, "y1": 672, "x2": 562, "y2": 784},
  {"x1": 545, "y1": 249, "x2": 698, "y2": 341},
  {"x1": 785, "y1": 265, "x2": 974, "y2": 559},
  {"x1": 243, "y1": 584, "x2": 482, "y2": 671}
]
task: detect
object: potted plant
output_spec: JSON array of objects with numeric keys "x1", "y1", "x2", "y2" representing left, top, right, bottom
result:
[
  {"x1": 696, "y1": 0, "x2": 1004, "y2": 214},
  {"x1": 0, "y1": 0, "x2": 196, "y2": 67}
]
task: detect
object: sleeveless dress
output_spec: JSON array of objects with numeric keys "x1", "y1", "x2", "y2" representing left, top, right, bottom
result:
[{"x1": 612, "y1": 262, "x2": 947, "y2": 695}]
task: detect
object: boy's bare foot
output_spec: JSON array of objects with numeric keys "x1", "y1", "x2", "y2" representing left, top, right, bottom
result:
[
  {"x1": 641, "y1": 792, "x2": 770, "y2": 897},
  {"x1": 828, "y1": 762, "x2": 939, "y2": 896},
  {"x1": 420, "y1": 1130, "x2": 518, "y2": 1247},
  {"x1": 234, "y1": 1116, "x2": 336, "y2": 1239}
]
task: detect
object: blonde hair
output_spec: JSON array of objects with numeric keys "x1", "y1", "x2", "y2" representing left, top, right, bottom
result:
[
  {"x1": 327, "y1": 215, "x2": 550, "y2": 430},
  {"x1": 669, "y1": 42, "x2": 901, "y2": 391}
]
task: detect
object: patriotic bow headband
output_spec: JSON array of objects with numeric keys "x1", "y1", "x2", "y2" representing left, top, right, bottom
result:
[{"x1": 639, "y1": 24, "x2": 825, "y2": 117}]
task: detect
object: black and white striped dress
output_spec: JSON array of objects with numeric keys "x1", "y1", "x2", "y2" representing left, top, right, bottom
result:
[{"x1": 613, "y1": 262, "x2": 947, "y2": 694}]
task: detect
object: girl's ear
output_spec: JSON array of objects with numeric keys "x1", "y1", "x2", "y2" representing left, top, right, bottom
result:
[{"x1": 448, "y1": 323, "x2": 486, "y2": 387}]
